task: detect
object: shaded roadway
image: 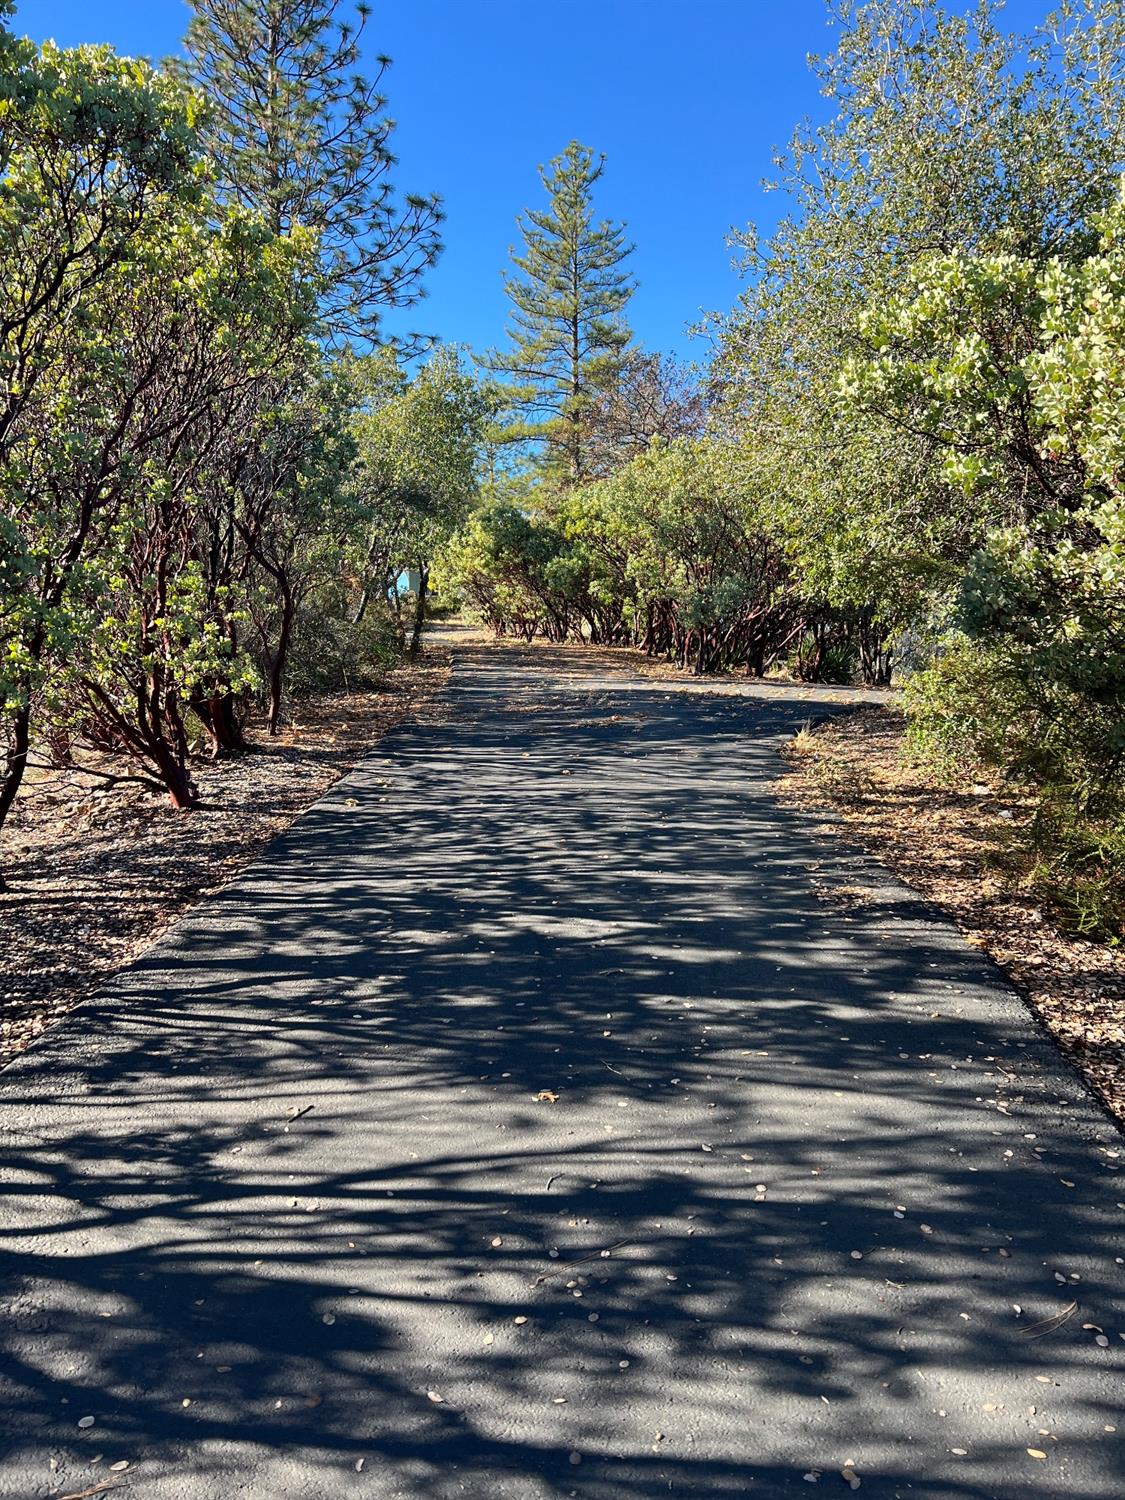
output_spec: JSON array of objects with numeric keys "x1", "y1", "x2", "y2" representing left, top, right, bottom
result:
[{"x1": 0, "y1": 637, "x2": 1122, "y2": 1499}]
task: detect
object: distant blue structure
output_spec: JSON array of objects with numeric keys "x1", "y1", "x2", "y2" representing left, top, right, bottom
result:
[{"x1": 389, "y1": 570, "x2": 421, "y2": 597}]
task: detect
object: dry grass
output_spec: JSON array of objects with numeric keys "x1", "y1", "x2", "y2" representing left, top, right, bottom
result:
[{"x1": 779, "y1": 706, "x2": 1125, "y2": 1127}]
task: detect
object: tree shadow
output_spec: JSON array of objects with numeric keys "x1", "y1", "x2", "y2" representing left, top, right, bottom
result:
[{"x1": 1, "y1": 643, "x2": 1122, "y2": 1498}]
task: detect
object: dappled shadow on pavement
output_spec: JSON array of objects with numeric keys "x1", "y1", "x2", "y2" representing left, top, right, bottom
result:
[{"x1": 0, "y1": 643, "x2": 1122, "y2": 1499}]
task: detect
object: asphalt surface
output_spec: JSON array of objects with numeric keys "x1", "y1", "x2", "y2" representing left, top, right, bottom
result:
[{"x1": 1, "y1": 637, "x2": 1122, "y2": 1500}]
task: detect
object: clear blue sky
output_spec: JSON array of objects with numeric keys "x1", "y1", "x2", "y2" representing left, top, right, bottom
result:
[{"x1": 14, "y1": 0, "x2": 1044, "y2": 359}]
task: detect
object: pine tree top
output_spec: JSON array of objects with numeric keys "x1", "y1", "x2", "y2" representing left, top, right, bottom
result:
[
  {"x1": 176, "y1": 0, "x2": 443, "y2": 344},
  {"x1": 488, "y1": 140, "x2": 635, "y2": 482}
]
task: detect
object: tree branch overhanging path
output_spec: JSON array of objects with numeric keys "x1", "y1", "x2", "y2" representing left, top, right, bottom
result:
[{"x1": 0, "y1": 633, "x2": 1122, "y2": 1500}]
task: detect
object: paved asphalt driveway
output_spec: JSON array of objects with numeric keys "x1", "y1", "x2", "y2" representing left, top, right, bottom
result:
[{"x1": 1, "y1": 638, "x2": 1122, "y2": 1500}]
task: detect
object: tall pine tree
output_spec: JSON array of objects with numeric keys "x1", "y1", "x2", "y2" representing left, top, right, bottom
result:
[
  {"x1": 176, "y1": 0, "x2": 442, "y2": 343},
  {"x1": 490, "y1": 141, "x2": 634, "y2": 484}
]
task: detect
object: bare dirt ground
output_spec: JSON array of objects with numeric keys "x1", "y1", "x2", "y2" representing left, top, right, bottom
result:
[
  {"x1": 779, "y1": 705, "x2": 1125, "y2": 1128},
  {"x1": 0, "y1": 648, "x2": 450, "y2": 1071}
]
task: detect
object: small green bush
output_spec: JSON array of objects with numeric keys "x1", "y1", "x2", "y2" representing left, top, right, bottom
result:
[
  {"x1": 286, "y1": 598, "x2": 401, "y2": 696},
  {"x1": 1029, "y1": 797, "x2": 1125, "y2": 943},
  {"x1": 906, "y1": 637, "x2": 1124, "y2": 943},
  {"x1": 903, "y1": 638, "x2": 1017, "y2": 779}
]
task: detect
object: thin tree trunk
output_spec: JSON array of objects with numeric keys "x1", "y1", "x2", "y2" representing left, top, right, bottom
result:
[
  {"x1": 153, "y1": 750, "x2": 197, "y2": 809},
  {"x1": 217, "y1": 694, "x2": 249, "y2": 752},
  {"x1": 192, "y1": 692, "x2": 250, "y2": 758},
  {"x1": 352, "y1": 583, "x2": 372, "y2": 627},
  {"x1": 408, "y1": 564, "x2": 429, "y2": 659},
  {"x1": 352, "y1": 525, "x2": 385, "y2": 626},
  {"x1": 143, "y1": 707, "x2": 199, "y2": 811},
  {"x1": 268, "y1": 584, "x2": 295, "y2": 736},
  {"x1": 0, "y1": 697, "x2": 32, "y2": 891},
  {"x1": 391, "y1": 576, "x2": 404, "y2": 646}
]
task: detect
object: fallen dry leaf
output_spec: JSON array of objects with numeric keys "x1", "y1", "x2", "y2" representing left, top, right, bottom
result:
[{"x1": 1019, "y1": 1301, "x2": 1077, "y2": 1340}]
